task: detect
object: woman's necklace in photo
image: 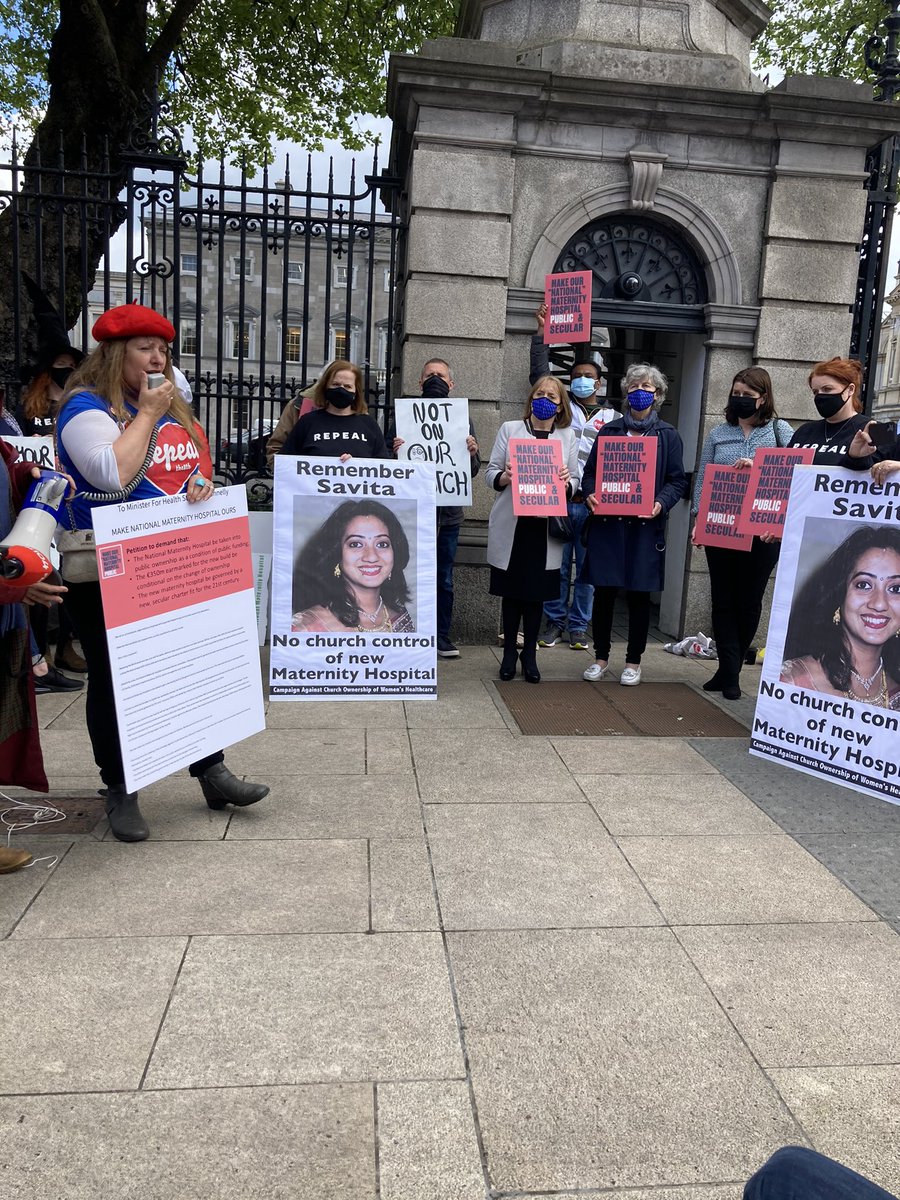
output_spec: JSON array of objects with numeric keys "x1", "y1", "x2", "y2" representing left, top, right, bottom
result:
[
  {"x1": 845, "y1": 665, "x2": 888, "y2": 706},
  {"x1": 356, "y1": 597, "x2": 392, "y2": 632},
  {"x1": 851, "y1": 658, "x2": 884, "y2": 693}
]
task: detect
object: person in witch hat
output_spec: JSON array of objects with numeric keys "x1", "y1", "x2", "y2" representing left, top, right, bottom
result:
[{"x1": 14, "y1": 275, "x2": 87, "y2": 683}]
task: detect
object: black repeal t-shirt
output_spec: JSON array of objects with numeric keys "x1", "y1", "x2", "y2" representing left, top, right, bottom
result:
[
  {"x1": 280, "y1": 409, "x2": 390, "y2": 459},
  {"x1": 788, "y1": 414, "x2": 870, "y2": 467}
]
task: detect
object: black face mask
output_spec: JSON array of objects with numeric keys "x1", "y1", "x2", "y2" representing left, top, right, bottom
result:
[
  {"x1": 813, "y1": 391, "x2": 847, "y2": 420},
  {"x1": 727, "y1": 394, "x2": 759, "y2": 421},
  {"x1": 325, "y1": 385, "x2": 355, "y2": 410},
  {"x1": 421, "y1": 374, "x2": 450, "y2": 399},
  {"x1": 50, "y1": 366, "x2": 74, "y2": 389}
]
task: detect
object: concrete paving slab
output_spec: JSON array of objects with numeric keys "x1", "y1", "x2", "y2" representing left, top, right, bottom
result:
[
  {"x1": 227, "y1": 729, "x2": 366, "y2": 775},
  {"x1": 448, "y1": 928, "x2": 801, "y2": 1192},
  {"x1": 36, "y1": 691, "x2": 85, "y2": 728},
  {"x1": 370, "y1": 838, "x2": 438, "y2": 931},
  {"x1": 265, "y1": 699, "x2": 406, "y2": 728},
  {"x1": 579, "y1": 774, "x2": 779, "y2": 836},
  {"x1": 404, "y1": 689, "x2": 507, "y2": 729},
  {"x1": 378, "y1": 1081, "x2": 485, "y2": 1200},
  {"x1": 552, "y1": 736, "x2": 718, "y2": 775},
  {"x1": 0, "y1": 837, "x2": 74, "y2": 937},
  {"x1": 770, "y1": 1066, "x2": 900, "y2": 1195},
  {"x1": 412, "y1": 730, "x2": 581, "y2": 804},
  {"x1": 691, "y1": 738, "x2": 900, "y2": 834},
  {"x1": 427, "y1": 803, "x2": 663, "y2": 929},
  {"x1": 678, "y1": 922, "x2": 900, "y2": 1067},
  {"x1": 0, "y1": 1083, "x2": 376, "y2": 1198},
  {"x1": 618, "y1": 835, "x2": 875, "y2": 926},
  {"x1": 26, "y1": 730, "x2": 100, "y2": 775},
  {"x1": 224, "y1": 774, "x2": 423, "y2": 841},
  {"x1": 365, "y1": 729, "x2": 413, "y2": 774},
  {"x1": 0, "y1": 936, "x2": 186, "y2": 1094},
  {"x1": 14, "y1": 839, "x2": 369, "y2": 938},
  {"x1": 796, "y1": 834, "x2": 900, "y2": 922},
  {"x1": 145, "y1": 933, "x2": 463, "y2": 1089}
]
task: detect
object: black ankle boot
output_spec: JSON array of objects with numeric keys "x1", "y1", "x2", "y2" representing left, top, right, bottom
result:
[
  {"x1": 199, "y1": 763, "x2": 269, "y2": 810},
  {"x1": 520, "y1": 649, "x2": 541, "y2": 684},
  {"x1": 499, "y1": 650, "x2": 518, "y2": 682},
  {"x1": 103, "y1": 786, "x2": 149, "y2": 842}
]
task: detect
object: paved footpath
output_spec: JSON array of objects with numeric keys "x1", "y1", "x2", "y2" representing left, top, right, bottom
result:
[{"x1": 1, "y1": 644, "x2": 898, "y2": 1198}]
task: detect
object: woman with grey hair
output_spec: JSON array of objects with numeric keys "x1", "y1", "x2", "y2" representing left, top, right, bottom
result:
[{"x1": 579, "y1": 363, "x2": 688, "y2": 685}]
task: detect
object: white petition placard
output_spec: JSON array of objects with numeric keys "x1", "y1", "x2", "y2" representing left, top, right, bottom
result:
[{"x1": 91, "y1": 486, "x2": 265, "y2": 792}]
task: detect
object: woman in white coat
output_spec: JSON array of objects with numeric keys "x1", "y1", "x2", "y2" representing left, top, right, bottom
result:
[{"x1": 485, "y1": 375, "x2": 579, "y2": 683}]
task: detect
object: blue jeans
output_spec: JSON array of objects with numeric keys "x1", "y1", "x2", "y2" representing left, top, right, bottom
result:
[
  {"x1": 745, "y1": 1148, "x2": 897, "y2": 1200},
  {"x1": 543, "y1": 501, "x2": 593, "y2": 632},
  {"x1": 436, "y1": 522, "x2": 460, "y2": 641}
]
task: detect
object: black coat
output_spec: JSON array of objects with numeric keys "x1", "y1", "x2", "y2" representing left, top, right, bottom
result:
[{"x1": 581, "y1": 418, "x2": 688, "y2": 592}]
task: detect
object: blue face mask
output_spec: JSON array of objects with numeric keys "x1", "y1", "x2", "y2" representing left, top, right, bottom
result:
[
  {"x1": 570, "y1": 376, "x2": 597, "y2": 400},
  {"x1": 531, "y1": 396, "x2": 559, "y2": 421},
  {"x1": 628, "y1": 388, "x2": 655, "y2": 411}
]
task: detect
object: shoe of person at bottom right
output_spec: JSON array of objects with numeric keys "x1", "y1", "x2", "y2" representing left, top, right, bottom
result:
[{"x1": 620, "y1": 666, "x2": 642, "y2": 686}]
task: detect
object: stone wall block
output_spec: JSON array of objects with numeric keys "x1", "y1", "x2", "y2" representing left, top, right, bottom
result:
[
  {"x1": 408, "y1": 212, "x2": 511, "y2": 278},
  {"x1": 760, "y1": 241, "x2": 859, "y2": 305},
  {"x1": 416, "y1": 106, "x2": 516, "y2": 144},
  {"x1": 767, "y1": 177, "x2": 868, "y2": 243},
  {"x1": 410, "y1": 147, "x2": 515, "y2": 216},
  {"x1": 400, "y1": 339, "x2": 505, "y2": 405},
  {"x1": 755, "y1": 305, "x2": 854, "y2": 365},
  {"x1": 404, "y1": 278, "x2": 508, "y2": 341}
]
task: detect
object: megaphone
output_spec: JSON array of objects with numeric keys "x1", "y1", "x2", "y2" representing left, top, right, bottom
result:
[{"x1": 0, "y1": 470, "x2": 68, "y2": 588}]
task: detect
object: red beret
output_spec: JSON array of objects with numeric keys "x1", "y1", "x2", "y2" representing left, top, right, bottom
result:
[{"x1": 92, "y1": 303, "x2": 176, "y2": 343}]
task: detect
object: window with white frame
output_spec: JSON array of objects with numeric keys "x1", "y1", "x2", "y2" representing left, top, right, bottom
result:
[
  {"x1": 181, "y1": 321, "x2": 198, "y2": 357},
  {"x1": 287, "y1": 261, "x2": 304, "y2": 283},
  {"x1": 227, "y1": 318, "x2": 255, "y2": 359},
  {"x1": 383, "y1": 268, "x2": 392, "y2": 293},
  {"x1": 231, "y1": 256, "x2": 254, "y2": 280},
  {"x1": 181, "y1": 252, "x2": 198, "y2": 274},
  {"x1": 285, "y1": 325, "x2": 303, "y2": 362},
  {"x1": 333, "y1": 264, "x2": 357, "y2": 289},
  {"x1": 331, "y1": 328, "x2": 349, "y2": 361}
]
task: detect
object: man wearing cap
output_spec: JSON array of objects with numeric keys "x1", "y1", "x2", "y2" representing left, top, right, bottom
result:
[
  {"x1": 55, "y1": 303, "x2": 269, "y2": 842},
  {"x1": 391, "y1": 359, "x2": 480, "y2": 659}
]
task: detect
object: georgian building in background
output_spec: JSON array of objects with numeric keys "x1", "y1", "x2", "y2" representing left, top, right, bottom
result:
[{"x1": 873, "y1": 272, "x2": 900, "y2": 422}]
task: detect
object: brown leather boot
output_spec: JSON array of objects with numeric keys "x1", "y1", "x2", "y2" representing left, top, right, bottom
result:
[
  {"x1": 54, "y1": 640, "x2": 87, "y2": 673},
  {"x1": 0, "y1": 847, "x2": 33, "y2": 873}
]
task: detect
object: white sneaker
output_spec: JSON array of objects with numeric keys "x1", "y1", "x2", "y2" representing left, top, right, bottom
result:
[
  {"x1": 583, "y1": 662, "x2": 608, "y2": 681},
  {"x1": 620, "y1": 666, "x2": 642, "y2": 686}
]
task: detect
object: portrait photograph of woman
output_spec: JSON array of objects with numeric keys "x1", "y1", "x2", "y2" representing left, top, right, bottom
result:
[
  {"x1": 290, "y1": 498, "x2": 417, "y2": 633},
  {"x1": 779, "y1": 521, "x2": 900, "y2": 711}
]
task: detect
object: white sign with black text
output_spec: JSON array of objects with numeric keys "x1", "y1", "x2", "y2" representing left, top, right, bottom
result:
[{"x1": 394, "y1": 396, "x2": 472, "y2": 506}]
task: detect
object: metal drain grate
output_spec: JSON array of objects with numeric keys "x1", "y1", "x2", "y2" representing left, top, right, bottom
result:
[
  {"x1": 496, "y1": 681, "x2": 748, "y2": 737},
  {"x1": 0, "y1": 793, "x2": 106, "y2": 835}
]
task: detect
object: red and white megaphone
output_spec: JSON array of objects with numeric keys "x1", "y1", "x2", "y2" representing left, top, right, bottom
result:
[{"x1": 0, "y1": 470, "x2": 68, "y2": 588}]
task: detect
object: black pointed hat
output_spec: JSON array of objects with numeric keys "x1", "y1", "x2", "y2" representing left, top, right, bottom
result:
[{"x1": 20, "y1": 273, "x2": 85, "y2": 384}]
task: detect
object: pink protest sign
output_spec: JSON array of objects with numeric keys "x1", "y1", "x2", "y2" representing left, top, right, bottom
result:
[
  {"x1": 509, "y1": 438, "x2": 569, "y2": 517},
  {"x1": 694, "y1": 465, "x2": 752, "y2": 550},
  {"x1": 544, "y1": 270, "x2": 592, "y2": 344},
  {"x1": 737, "y1": 447, "x2": 815, "y2": 537},
  {"x1": 591, "y1": 436, "x2": 658, "y2": 518}
]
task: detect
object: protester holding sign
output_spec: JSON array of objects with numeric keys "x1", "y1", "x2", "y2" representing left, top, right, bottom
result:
[
  {"x1": 690, "y1": 368, "x2": 793, "y2": 700},
  {"x1": 56, "y1": 303, "x2": 269, "y2": 842},
  {"x1": 279, "y1": 359, "x2": 390, "y2": 460},
  {"x1": 486, "y1": 376, "x2": 578, "y2": 683},
  {"x1": 788, "y1": 358, "x2": 870, "y2": 464},
  {"x1": 581, "y1": 363, "x2": 687, "y2": 686},
  {"x1": 780, "y1": 526, "x2": 900, "y2": 709}
]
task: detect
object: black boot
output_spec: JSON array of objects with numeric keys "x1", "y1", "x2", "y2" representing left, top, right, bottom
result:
[
  {"x1": 199, "y1": 763, "x2": 269, "y2": 811},
  {"x1": 103, "y1": 786, "x2": 149, "y2": 842},
  {"x1": 520, "y1": 650, "x2": 541, "y2": 684},
  {"x1": 499, "y1": 649, "x2": 518, "y2": 681}
]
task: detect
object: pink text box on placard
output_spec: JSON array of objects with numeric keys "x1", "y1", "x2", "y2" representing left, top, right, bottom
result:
[
  {"x1": 591, "y1": 436, "x2": 658, "y2": 518},
  {"x1": 737, "y1": 447, "x2": 815, "y2": 537},
  {"x1": 694, "y1": 465, "x2": 753, "y2": 550},
  {"x1": 544, "y1": 270, "x2": 592, "y2": 344},
  {"x1": 509, "y1": 438, "x2": 569, "y2": 517}
]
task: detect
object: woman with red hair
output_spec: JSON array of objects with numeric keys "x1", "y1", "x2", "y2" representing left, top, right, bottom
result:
[{"x1": 788, "y1": 358, "x2": 870, "y2": 464}]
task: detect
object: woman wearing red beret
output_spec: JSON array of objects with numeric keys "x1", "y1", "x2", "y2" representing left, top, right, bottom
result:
[{"x1": 56, "y1": 304, "x2": 269, "y2": 841}]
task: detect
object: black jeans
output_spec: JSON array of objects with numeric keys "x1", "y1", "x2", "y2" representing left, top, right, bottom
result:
[
  {"x1": 705, "y1": 539, "x2": 780, "y2": 688},
  {"x1": 63, "y1": 580, "x2": 223, "y2": 789},
  {"x1": 591, "y1": 587, "x2": 651, "y2": 664},
  {"x1": 744, "y1": 1147, "x2": 896, "y2": 1200}
]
